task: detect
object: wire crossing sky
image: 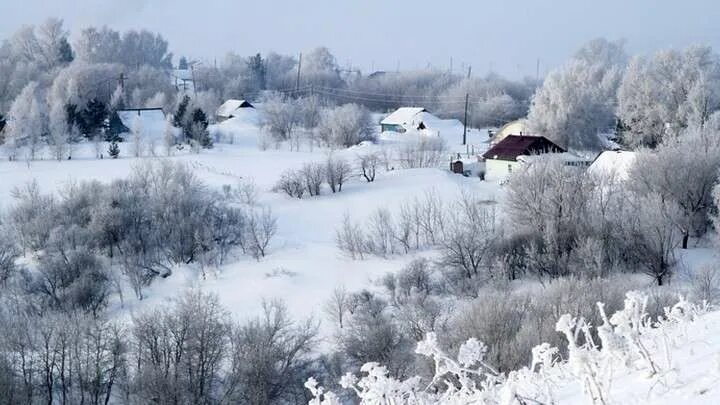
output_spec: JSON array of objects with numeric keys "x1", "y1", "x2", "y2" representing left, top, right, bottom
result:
[{"x1": 2, "y1": 0, "x2": 719, "y2": 78}]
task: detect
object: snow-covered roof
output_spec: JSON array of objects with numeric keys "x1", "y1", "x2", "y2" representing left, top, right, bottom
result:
[
  {"x1": 116, "y1": 108, "x2": 167, "y2": 138},
  {"x1": 380, "y1": 107, "x2": 428, "y2": 126},
  {"x1": 587, "y1": 150, "x2": 636, "y2": 181},
  {"x1": 217, "y1": 99, "x2": 254, "y2": 118}
]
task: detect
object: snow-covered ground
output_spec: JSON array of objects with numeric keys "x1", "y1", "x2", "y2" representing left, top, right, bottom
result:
[
  {"x1": 3, "y1": 110, "x2": 720, "y2": 404},
  {"x1": 0, "y1": 115, "x2": 497, "y2": 326}
]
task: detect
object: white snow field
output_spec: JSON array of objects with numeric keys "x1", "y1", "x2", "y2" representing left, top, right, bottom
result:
[{"x1": 0, "y1": 114, "x2": 497, "y2": 325}]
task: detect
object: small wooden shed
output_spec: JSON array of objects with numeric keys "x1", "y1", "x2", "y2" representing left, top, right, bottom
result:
[{"x1": 451, "y1": 160, "x2": 464, "y2": 174}]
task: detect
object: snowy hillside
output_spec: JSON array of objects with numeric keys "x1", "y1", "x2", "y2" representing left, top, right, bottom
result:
[{"x1": 0, "y1": 113, "x2": 497, "y2": 324}]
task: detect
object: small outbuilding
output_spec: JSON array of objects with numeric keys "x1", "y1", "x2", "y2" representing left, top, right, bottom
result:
[
  {"x1": 216, "y1": 99, "x2": 255, "y2": 122},
  {"x1": 587, "y1": 150, "x2": 636, "y2": 181},
  {"x1": 451, "y1": 160, "x2": 464, "y2": 174},
  {"x1": 381, "y1": 107, "x2": 442, "y2": 133},
  {"x1": 482, "y1": 134, "x2": 565, "y2": 182}
]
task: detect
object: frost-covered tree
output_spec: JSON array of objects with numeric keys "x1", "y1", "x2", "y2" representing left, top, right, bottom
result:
[
  {"x1": 617, "y1": 45, "x2": 720, "y2": 147},
  {"x1": 435, "y1": 75, "x2": 533, "y2": 128},
  {"x1": 357, "y1": 152, "x2": 380, "y2": 182},
  {"x1": 225, "y1": 300, "x2": 317, "y2": 405},
  {"x1": 504, "y1": 157, "x2": 592, "y2": 278},
  {"x1": 325, "y1": 155, "x2": 352, "y2": 192},
  {"x1": 528, "y1": 38, "x2": 627, "y2": 150},
  {"x1": 247, "y1": 53, "x2": 266, "y2": 90},
  {"x1": 261, "y1": 95, "x2": 299, "y2": 142},
  {"x1": 49, "y1": 62, "x2": 120, "y2": 139},
  {"x1": 623, "y1": 193, "x2": 683, "y2": 285},
  {"x1": 301, "y1": 47, "x2": 343, "y2": 89},
  {"x1": 8, "y1": 18, "x2": 72, "y2": 70},
  {"x1": 5, "y1": 81, "x2": 46, "y2": 160},
  {"x1": 630, "y1": 129, "x2": 720, "y2": 248},
  {"x1": 265, "y1": 51, "x2": 297, "y2": 89},
  {"x1": 316, "y1": 104, "x2": 375, "y2": 148},
  {"x1": 48, "y1": 102, "x2": 69, "y2": 160},
  {"x1": 178, "y1": 56, "x2": 188, "y2": 70},
  {"x1": 125, "y1": 65, "x2": 175, "y2": 108},
  {"x1": 163, "y1": 119, "x2": 175, "y2": 156},
  {"x1": 131, "y1": 115, "x2": 143, "y2": 157},
  {"x1": 75, "y1": 27, "x2": 172, "y2": 69}
]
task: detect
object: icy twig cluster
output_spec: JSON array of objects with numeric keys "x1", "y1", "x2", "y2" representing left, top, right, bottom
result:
[{"x1": 307, "y1": 291, "x2": 705, "y2": 405}]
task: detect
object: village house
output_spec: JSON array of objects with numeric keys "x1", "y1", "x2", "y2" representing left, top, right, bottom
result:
[
  {"x1": 108, "y1": 107, "x2": 169, "y2": 139},
  {"x1": 482, "y1": 134, "x2": 565, "y2": 181},
  {"x1": 380, "y1": 107, "x2": 429, "y2": 133},
  {"x1": 216, "y1": 99, "x2": 255, "y2": 122}
]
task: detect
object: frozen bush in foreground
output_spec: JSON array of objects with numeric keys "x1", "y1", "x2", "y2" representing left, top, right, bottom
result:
[{"x1": 308, "y1": 291, "x2": 705, "y2": 405}]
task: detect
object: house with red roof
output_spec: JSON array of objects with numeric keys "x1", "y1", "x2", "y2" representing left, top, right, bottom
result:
[{"x1": 481, "y1": 134, "x2": 565, "y2": 181}]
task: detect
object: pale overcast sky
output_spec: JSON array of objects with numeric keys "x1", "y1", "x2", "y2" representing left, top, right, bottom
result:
[{"x1": 1, "y1": 0, "x2": 719, "y2": 78}]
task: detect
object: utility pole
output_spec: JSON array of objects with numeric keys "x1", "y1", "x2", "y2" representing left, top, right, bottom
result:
[
  {"x1": 462, "y1": 93, "x2": 469, "y2": 145},
  {"x1": 295, "y1": 52, "x2": 302, "y2": 93},
  {"x1": 536, "y1": 58, "x2": 540, "y2": 85},
  {"x1": 190, "y1": 63, "x2": 197, "y2": 97},
  {"x1": 118, "y1": 72, "x2": 125, "y2": 105},
  {"x1": 467, "y1": 65, "x2": 472, "y2": 79}
]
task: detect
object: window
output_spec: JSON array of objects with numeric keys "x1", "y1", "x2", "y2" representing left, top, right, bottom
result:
[{"x1": 508, "y1": 164, "x2": 512, "y2": 173}]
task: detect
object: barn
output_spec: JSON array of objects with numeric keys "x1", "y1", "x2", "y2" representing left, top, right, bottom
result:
[
  {"x1": 482, "y1": 134, "x2": 565, "y2": 181},
  {"x1": 108, "y1": 108, "x2": 169, "y2": 140},
  {"x1": 216, "y1": 99, "x2": 255, "y2": 122},
  {"x1": 380, "y1": 107, "x2": 431, "y2": 133}
]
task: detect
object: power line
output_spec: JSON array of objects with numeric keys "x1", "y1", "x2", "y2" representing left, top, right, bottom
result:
[{"x1": 313, "y1": 86, "x2": 471, "y2": 100}]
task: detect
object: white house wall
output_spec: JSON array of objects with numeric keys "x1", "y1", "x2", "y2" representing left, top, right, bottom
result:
[{"x1": 484, "y1": 159, "x2": 520, "y2": 182}]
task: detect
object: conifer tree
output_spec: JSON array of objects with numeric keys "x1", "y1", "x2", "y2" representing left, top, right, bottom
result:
[{"x1": 108, "y1": 140, "x2": 120, "y2": 158}]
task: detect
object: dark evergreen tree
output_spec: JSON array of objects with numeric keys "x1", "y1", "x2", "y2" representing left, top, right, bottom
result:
[
  {"x1": 178, "y1": 56, "x2": 189, "y2": 70},
  {"x1": 105, "y1": 112, "x2": 126, "y2": 142},
  {"x1": 108, "y1": 140, "x2": 120, "y2": 158},
  {"x1": 65, "y1": 103, "x2": 78, "y2": 127},
  {"x1": 78, "y1": 99, "x2": 108, "y2": 139},
  {"x1": 247, "y1": 53, "x2": 266, "y2": 90},
  {"x1": 174, "y1": 95, "x2": 190, "y2": 128},
  {"x1": 190, "y1": 108, "x2": 212, "y2": 148},
  {"x1": 58, "y1": 38, "x2": 74, "y2": 63},
  {"x1": 0, "y1": 114, "x2": 5, "y2": 133}
]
